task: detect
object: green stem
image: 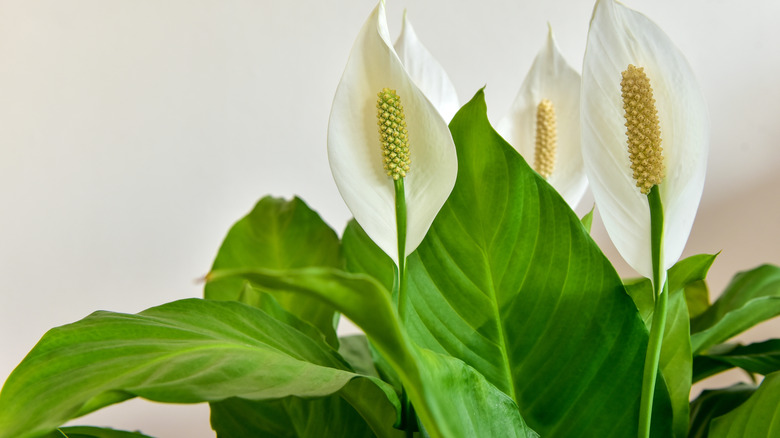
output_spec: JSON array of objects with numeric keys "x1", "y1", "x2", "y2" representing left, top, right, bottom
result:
[
  {"x1": 394, "y1": 178, "x2": 408, "y2": 317},
  {"x1": 394, "y1": 178, "x2": 416, "y2": 437},
  {"x1": 638, "y1": 185, "x2": 668, "y2": 438}
]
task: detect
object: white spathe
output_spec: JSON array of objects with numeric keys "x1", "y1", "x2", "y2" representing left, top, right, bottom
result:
[
  {"x1": 327, "y1": 1, "x2": 458, "y2": 265},
  {"x1": 394, "y1": 11, "x2": 460, "y2": 122},
  {"x1": 498, "y1": 25, "x2": 586, "y2": 209},
  {"x1": 581, "y1": 0, "x2": 709, "y2": 279}
]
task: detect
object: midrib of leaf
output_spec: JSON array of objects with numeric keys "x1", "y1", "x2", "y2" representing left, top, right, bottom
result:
[
  {"x1": 480, "y1": 249, "x2": 518, "y2": 401},
  {"x1": 414, "y1": 231, "x2": 500, "y2": 372},
  {"x1": 480, "y1": 176, "x2": 541, "y2": 404}
]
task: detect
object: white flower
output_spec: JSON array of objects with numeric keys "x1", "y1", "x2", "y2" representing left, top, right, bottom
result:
[
  {"x1": 327, "y1": 1, "x2": 458, "y2": 265},
  {"x1": 394, "y1": 11, "x2": 460, "y2": 122},
  {"x1": 581, "y1": 0, "x2": 708, "y2": 278},
  {"x1": 498, "y1": 26, "x2": 587, "y2": 209}
]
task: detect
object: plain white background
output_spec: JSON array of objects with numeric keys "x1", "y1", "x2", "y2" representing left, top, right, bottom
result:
[{"x1": 1, "y1": 0, "x2": 779, "y2": 436}]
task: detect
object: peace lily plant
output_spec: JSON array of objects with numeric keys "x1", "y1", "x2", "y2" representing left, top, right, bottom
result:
[{"x1": 1, "y1": 1, "x2": 779, "y2": 437}]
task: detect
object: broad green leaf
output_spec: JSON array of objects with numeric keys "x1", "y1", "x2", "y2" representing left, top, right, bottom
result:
[
  {"x1": 688, "y1": 384, "x2": 754, "y2": 438},
  {"x1": 691, "y1": 264, "x2": 780, "y2": 354},
  {"x1": 205, "y1": 196, "x2": 342, "y2": 348},
  {"x1": 388, "y1": 89, "x2": 670, "y2": 436},
  {"x1": 211, "y1": 378, "x2": 402, "y2": 438},
  {"x1": 0, "y1": 299, "x2": 397, "y2": 438},
  {"x1": 208, "y1": 267, "x2": 538, "y2": 438},
  {"x1": 709, "y1": 371, "x2": 780, "y2": 437},
  {"x1": 237, "y1": 285, "x2": 331, "y2": 347},
  {"x1": 209, "y1": 292, "x2": 400, "y2": 437},
  {"x1": 693, "y1": 340, "x2": 780, "y2": 382},
  {"x1": 625, "y1": 254, "x2": 717, "y2": 437},
  {"x1": 43, "y1": 427, "x2": 154, "y2": 438}
]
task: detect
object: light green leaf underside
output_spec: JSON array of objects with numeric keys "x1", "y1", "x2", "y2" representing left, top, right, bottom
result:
[
  {"x1": 709, "y1": 371, "x2": 780, "y2": 437},
  {"x1": 691, "y1": 264, "x2": 780, "y2": 354},
  {"x1": 0, "y1": 299, "x2": 396, "y2": 438},
  {"x1": 346, "y1": 89, "x2": 671, "y2": 437},
  {"x1": 209, "y1": 267, "x2": 538, "y2": 438},
  {"x1": 204, "y1": 196, "x2": 342, "y2": 348}
]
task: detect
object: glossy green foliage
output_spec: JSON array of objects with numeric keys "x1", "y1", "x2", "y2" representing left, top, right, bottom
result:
[
  {"x1": 625, "y1": 254, "x2": 717, "y2": 437},
  {"x1": 691, "y1": 265, "x2": 780, "y2": 354},
  {"x1": 208, "y1": 267, "x2": 538, "y2": 438},
  {"x1": 344, "y1": 90, "x2": 671, "y2": 437},
  {"x1": 42, "y1": 427, "x2": 154, "y2": 438},
  {"x1": 205, "y1": 196, "x2": 342, "y2": 348},
  {"x1": 709, "y1": 372, "x2": 780, "y2": 437},
  {"x1": 581, "y1": 207, "x2": 595, "y2": 233},
  {"x1": 688, "y1": 384, "x2": 754, "y2": 438},
  {"x1": 693, "y1": 340, "x2": 780, "y2": 382},
  {"x1": 210, "y1": 378, "x2": 401, "y2": 438},
  {"x1": 0, "y1": 299, "x2": 397, "y2": 438}
]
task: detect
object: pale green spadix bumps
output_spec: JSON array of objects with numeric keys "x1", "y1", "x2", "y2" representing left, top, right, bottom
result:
[{"x1": 377, "y1": 88, "x2": 411, "y2": 180}]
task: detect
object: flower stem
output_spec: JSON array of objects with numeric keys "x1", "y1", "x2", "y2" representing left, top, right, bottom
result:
[
  {"x1": 638, "y1": 185, "x2": 668, "y2": 438},
  {"x1": 394, "y1": 178, "x2": 408, "y2": 316},
  {"x1": 394, "y1": 178, "x2": 416, "y2": 437}
]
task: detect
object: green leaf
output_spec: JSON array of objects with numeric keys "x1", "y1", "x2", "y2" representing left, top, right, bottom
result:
[
  {"x1": 685, "y1": 280, "x2": 711, "y2": 319},
  {"x1": 625, "y1": 254, "x2": 717, "y2": 437},
  {"x1": 394, "y1": 89, "x2": 669, "y2": 437},
  {"x1": 692, "y1": 356, "x2": 736, "y2": 384},
  {"x1": 693, "y1": 340, "x2": 780, "y2": 382},
  {"x1": 211, "y1": 377, "x2": 402, "y2": 438},
  {"x1": 0, "y1": 299, "x2": 397, "y2": 438},
  {"x1": 663, "y1": 289, "x2": 693, "y2": 438},
  {"x1": 343, "y1": 219, "x2": 395, "y2": 294},
  {"x1": 42, "y1": 427, "x2": 154, "y2": 438},
  {"x1": 208, "y1": 267, "x2": 538, "y2": 438},
  {"x1": 237, "y1": 284, "x2": 332, "y2": 347},
  {"x1": 709, "y1": 371, "x2": 780, "y2": 437},
  {"x1": 339, "y1": 335, "x2": 381, "y2": 379},
  {"x1": 692, "y1": 357, "x2": 737, "y2": 384},
  {"x1": 205, "y1": 196, "x2": 342, "y2": 348},
  {"x1": 580, "y1": 206, "x2": 595, "y2": 233},
  {"x1": 688, "y1": 384, "x2": 754, "y2": 438},
  {"x1": 208, "y1": 293, "x2": 400, "y2": 437},
  {"x1": 691, "y1": 264, "x2": 780, "y2": 354},
  {"x1": 210, "y1": 396, "x2": 376, "y2": 438},
  {"x1": 625, "y1": 254, "x2": 718, "y2": 322},
  {"x1": 625, "y1": 276, "x2": 655, "y2": 325}
]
